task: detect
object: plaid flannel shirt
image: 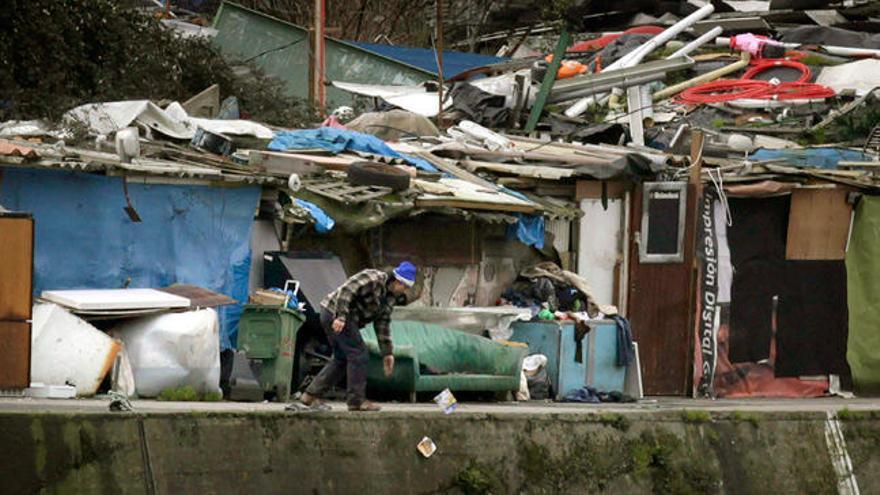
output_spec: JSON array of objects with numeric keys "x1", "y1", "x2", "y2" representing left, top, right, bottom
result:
[{"x1": 321, "y1": 269, "x2": 395, "y2": 356}]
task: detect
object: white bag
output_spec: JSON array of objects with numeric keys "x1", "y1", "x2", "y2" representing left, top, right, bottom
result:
[{"x1": 112, "y1": 309, "x2": 221, "y2": 397}]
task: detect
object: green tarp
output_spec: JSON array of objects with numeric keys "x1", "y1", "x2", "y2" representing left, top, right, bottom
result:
[{"x1": 847, "y1": 196, "x2": 880, "y2": 394}]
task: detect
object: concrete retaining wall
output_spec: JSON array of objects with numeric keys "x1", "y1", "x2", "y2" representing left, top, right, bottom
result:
[{"x1": 3, "y1": 409, "x2": 880, "y2": 494}]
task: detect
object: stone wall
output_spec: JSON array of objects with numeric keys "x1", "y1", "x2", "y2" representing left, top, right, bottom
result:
[{"x1": 2, "y1": 410, "x2": 878, "y2": 494}]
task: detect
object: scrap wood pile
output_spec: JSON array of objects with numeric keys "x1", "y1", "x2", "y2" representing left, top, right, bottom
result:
[
  {"x1": 321, "y1": 1, "x2": 880, "y2": 200},
  {"x1": 5, "y1": 0, "x2": 880, "y2": 237}
]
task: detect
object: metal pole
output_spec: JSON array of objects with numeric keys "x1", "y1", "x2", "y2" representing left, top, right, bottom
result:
[
  {"x1": 312, "y1": 0, "x2": 327, "y2": 115},
  {"x1": 436, "y1": 0, "x2": 445, "y2": 125}
]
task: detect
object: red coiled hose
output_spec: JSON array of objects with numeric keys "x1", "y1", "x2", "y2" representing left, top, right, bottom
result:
[
  {"x1": 742, "y1": 59, "x2": 812, "y2": 84},
  {"x1": 677, "y1": 56, "x2": 835, "y2": 105}
]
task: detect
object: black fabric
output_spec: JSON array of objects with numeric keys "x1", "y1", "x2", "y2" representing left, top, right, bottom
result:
[
  {"x1": 727, "y1": 196, "x2": 850, "y2": 378},
  {"x1": 219, "y1": 348, "x2": 234, "y2": 398},
  {"x1": 610, "y1": 315, "x2": 635, "y2": 367},
  {"x1": 574, "y1": 152, "x2": 665, "y2": 181},
  {"x1": 780, "y1": 26, "x2": 880, "y2": 50},
  {"x1": 548, "y1": 117, "x2": 625, "y2": 144},
  {"x1": 447, "y1": 82, "x2": 509, "y2": 128},
  {"x1": 574, "y1": 320, "x2": 590, "y2": 364},
  {"x1": 527, "y1": 367, "x2": 551, "y2": 400}
]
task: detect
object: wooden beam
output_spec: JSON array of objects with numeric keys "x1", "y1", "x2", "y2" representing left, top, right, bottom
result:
[{"x1": 576, "y1": 180, "x2": 631, "y2": 200}]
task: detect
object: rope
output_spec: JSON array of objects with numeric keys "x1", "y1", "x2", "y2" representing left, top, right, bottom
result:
[{"x1": 707, "y1": 167, "x2": 733, "y2": 227}]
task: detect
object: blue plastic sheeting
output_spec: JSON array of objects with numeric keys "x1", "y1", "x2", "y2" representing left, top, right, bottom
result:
[
  {"x1": 351, "y1": 42, "x2": 508, "y2": 79},
  {"x1": 268, "y1": 127, "x2": 438, "y2": 172},
  {"x1": 0, "y1": 168, "x2": 260, "y2": 350},
  {"x1": 748, "y1": 147, "x2": 875, "y2": 169},
  {"x1": 507, "y1": 213, "x2": 545, "y2": 249},
  {"x1": 295, "y1": 199, "x2": 335, "y2": 233}
]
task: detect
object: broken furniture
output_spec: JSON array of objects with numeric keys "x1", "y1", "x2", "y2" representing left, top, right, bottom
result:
[
  {"x1": 236, "y1": 305, "x2": 306, "y2": 402},
  {"x1": 0, "y1": 210, "x2": 34, "y2": 392},
  {"x1": 510, "y1": 320, "x2": 626, "y2": 400},
  {"x1": 31, "y1": 303, "x2": 121, "y2": 397},
  {"x1": 391, "y1": 306, "x2": 532, "y2": 337},
  {"x1": 361, "y1": 321, "x2": 527, "y2": 400}
]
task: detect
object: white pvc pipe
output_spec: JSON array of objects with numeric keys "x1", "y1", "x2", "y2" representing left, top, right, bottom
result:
[
  {"x1": 565, "y1": 3, "x2": 715, "y2": 117},
  {"x1": 715, "y1": 36, "x2": 880, "y2": 58},
  {"x1": 668, "y1": 26, "x2": 723, "y2": 59}
]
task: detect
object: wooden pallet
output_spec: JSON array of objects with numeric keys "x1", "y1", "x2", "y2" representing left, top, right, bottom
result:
[
  {"x1": 304, "y1": 180, "x2": 392, "y2": 204},
  {"x1": 864, "y1": 124, "x2": 880, "y2": 153}
]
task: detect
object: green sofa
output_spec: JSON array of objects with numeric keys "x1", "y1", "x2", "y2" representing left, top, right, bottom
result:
[{"x1": 361, "y1": 320, "x2": 527, "y2": 399}]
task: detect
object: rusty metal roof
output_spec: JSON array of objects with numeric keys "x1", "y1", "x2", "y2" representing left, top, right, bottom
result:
[{"x1": 0, "y1": 139, "x2": 38, "y2": 158}]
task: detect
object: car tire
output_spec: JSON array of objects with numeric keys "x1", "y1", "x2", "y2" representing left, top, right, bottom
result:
[{"x1": 347, "y1": 161, "x2": 411, "y2": 191}]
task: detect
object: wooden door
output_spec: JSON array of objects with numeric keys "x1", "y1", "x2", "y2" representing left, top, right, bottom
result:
[
  {"x1": 0, "y1": 215, "x2": 34, "y2": 389},
  {"x1": 0, "y1": 321, "x2": 31, "y2": 389},
  {"x1": 626, "y1": 184, "x2": 697, "y2": 395}
]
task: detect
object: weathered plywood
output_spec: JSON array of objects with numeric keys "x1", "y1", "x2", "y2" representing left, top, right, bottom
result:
[
  {"x1": 576, "y1": 180, "x2": 630, "y2": 200},
  {"x1": 0, "y1": 321, "x2": 30, "y2": 389},
  {"x1": 786, "y1": 188, "x2": 852, "y2": 260},
  {"x1": 41, "y1": 289, "x2": 190, "y2": 311},
  {"x1": 578, "y1": 198, "x2": 623, "y2": 306},
  {"x1": 0, "y1": 216, "x2": 33, "y2": 321}
]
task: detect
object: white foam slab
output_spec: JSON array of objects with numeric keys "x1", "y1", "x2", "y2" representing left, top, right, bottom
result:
[{"x1": 41, "y1": 288, "x2": 190, "y2": 310}]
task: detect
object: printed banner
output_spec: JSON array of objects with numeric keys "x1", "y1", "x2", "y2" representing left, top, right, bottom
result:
[{"x1": 696, "y1": 193, "x2": 719, "y2": 397}]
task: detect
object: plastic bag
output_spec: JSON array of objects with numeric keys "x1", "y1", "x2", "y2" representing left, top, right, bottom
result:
[{"x1": 112, "y1": 309, "x2": 221, "y2": 397}]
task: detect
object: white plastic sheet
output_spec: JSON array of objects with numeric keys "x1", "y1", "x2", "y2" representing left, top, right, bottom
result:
[
  {"x1": 112, "y1": 309, "x2": 221, "y2": 397},
  {"x1": 517, "y1": 354, "x2": 549, "y2": 401},
  {"x1": 817, "y1": 60, "x2": 880, "y2": 97},
  {"x1": 31, "y1": 303, "x2": 122, "y2": 397},
  {"x1": 63, "y1": 100, "x2": 275, "y2": 139}
]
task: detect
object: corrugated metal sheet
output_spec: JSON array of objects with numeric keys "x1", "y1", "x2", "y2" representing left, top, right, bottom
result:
[
  {"x1": 212, "y1": 2, "x2": 434, "y2": 107},
  {"x1": 546, "y1": 218, "x2": 572, "y2": 255},
  {"x1": 351, "y1": 42, "x2": 508, "y2": 79},
  {"x1": 0, "y1": 140, "x2": 38, "y2": 158}
]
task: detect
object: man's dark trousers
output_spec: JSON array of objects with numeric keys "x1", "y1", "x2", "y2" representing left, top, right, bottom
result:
[{"x1": 304, "y1": 309, "x2": 369, "y2": 406}]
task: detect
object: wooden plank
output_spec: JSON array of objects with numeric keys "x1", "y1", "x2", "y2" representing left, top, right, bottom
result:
[
  {"x1": 0, "y1": 217, "x2": 33, "y2": 321},
  {"x1": 534, "y1": 184, "x2": 576, "y2": 197},
  {"x1": 786, "y1": 188, "x2": 852, "y2": 260},
  {"x1": 575, "y1": 180, "x2": 631, "y2": 200},
  {"x1": 414, "y1": 198, "x2": 537, "y2": 213},
  {"x1": 159, "y1": 284, "x2": 237, "y2": 307},
  {"x1": 247, "y1": 150, "x2": 356, "y2": 175},
  {"x1": 0, "y1": 321, "x2": 31, "y2": 389}
]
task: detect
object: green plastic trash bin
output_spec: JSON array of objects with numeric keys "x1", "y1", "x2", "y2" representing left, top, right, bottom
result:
[{"x1": 236, "y1": 304, "x2": 305, "y2": 402}]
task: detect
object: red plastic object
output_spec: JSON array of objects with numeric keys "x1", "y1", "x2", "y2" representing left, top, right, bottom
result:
[{"x1": 568, "y1": 26, "x2": 665, "y2": 52}]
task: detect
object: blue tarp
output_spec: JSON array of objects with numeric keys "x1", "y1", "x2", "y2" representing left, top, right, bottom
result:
[
  {"x1": 268, "y1": 127, "x2": 438, "y2": 172},
  {"x1": 507, "y1": 213, "x2": 545, "y2": 249},
  {"x1": 0, "y1": 168, "x2": 260, "y2": 350},
  {"x1": 748, "y1": 147, "x2": 875, "y2": 169},
  {"x1": 295, "y1": 198, "x2": 335, "y2": 233},
  {"x1": 351, "y1": 42, "x2": 507, "y2": 79}
]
